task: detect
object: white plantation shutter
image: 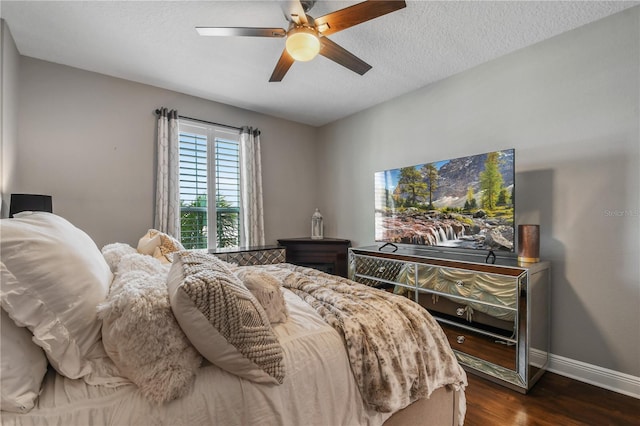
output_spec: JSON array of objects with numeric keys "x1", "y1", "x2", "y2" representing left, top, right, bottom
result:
[
  {"x1": 178, "y1": 120, "x2": 241, "y2": 249},
  {"x1": 214, "y1": 138, "x2": 242, "y2": 248}
]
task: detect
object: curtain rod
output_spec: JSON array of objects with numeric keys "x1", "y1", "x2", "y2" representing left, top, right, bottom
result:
[{"x1": 154, "y1": 109, "x2": 242, "y2": 131}]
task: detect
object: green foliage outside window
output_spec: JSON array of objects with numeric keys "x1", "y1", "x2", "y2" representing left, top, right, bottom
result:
[
  {"x1": 180, "y1": 195, "x2": 239, "y2": 249},
  {"x1": 216, "y1": 196, "x2": 239, "y2": 248}
]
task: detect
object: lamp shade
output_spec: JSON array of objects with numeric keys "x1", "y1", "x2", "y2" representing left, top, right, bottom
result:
[
  {"x1": 285, "y1": 28, "x2": 320, "y2": 62},
  {"x1": 9, "y1": 194, "x2": 53, "y2": 218}
]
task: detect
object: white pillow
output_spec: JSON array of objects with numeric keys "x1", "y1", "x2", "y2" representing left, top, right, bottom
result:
[
  {"x1": 167, "y1": 251, "x2": 285, "y2": 385},
  {"x1": 0, "y1": 308, "x2": 48, "y2": 413},
  {"x1": 0, "y1": 212, "x2": 116, "y2": 383},
  {"x1": 97, "y1": 253, "x2": 202, "y2": 403}
]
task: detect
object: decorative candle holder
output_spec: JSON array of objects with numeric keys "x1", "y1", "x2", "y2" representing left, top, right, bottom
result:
[
  {"x1": 311, "y1": 208, "x2": 323, "y2": 239},
  {"x1": 518, "y1": 224, "x2": 540, "y2": 263}
]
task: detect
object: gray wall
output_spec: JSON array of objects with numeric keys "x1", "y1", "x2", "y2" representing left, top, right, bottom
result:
[
  {"x1": 15, "y1": 57, "x2": 318, "y2": 248},
  {"x1": 1, "y1": 19, "x2": 20, "y2": 216},
  {"x1": 317, "y1": 8, "x2": 640, "y2": 377}
]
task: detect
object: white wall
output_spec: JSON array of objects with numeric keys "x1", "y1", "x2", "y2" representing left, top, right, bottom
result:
[
  {"x1": 317, "y1": 8, "x2": 640, "y2": 378},
  {"x1": 1, "y1": 19, "x2": 20, "y2": 217},
  {"x1": 16, "y1": 58, "x2": 318, "y2": 248}
]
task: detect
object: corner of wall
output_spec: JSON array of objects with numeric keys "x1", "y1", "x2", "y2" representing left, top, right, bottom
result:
[
  {"x1": 1, "y1": 19, "x2": 6, "y2": 217},
  {"x1": 0, "y1": 18, "x2": 20, "y2": 218}
]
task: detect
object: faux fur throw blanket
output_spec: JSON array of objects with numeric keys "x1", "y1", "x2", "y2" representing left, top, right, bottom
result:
[{"x1": 265, "y1": 264, "x2": 467, "y2": 414}]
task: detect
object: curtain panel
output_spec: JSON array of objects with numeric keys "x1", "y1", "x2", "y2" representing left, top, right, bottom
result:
[
  {"x1": 239, "y1": 127, "x2": 265, "y2": 247},
  {"x1": 154, "y1": 108, "x2": 181, "y2": 238}
]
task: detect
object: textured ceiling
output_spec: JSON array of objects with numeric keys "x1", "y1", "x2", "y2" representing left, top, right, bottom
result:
[{"x1": 2, "y1": 1, "x2": 638, "y2": 126}]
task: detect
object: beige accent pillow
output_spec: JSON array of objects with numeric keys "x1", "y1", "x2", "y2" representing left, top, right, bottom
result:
[
  {"x1": 167, "y1": 251, "x2": 285, "y2": 384},
  {"x1": 97, "y1": 253, "x2": 202, "y2": 403},
  {"x1": 137, "y1": 229, "x2": 184, "y2": 263},
  {"x1": 235, "y1": 269, "x2": 289, "y2": 324}
]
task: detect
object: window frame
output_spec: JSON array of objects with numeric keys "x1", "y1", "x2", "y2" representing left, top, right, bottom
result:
[{"x1": 178, "y1": 119, "x2": 242, "y2": 249}]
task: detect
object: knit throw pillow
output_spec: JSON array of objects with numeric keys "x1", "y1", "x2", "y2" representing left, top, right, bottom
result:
[{"x1": 167, "y1": 251, "x2": 285, "y2": 384}]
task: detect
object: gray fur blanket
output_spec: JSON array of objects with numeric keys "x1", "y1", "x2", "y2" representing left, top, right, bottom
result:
[{"x1": 249, "y1": 263, "x2": 467, "y2": 414}]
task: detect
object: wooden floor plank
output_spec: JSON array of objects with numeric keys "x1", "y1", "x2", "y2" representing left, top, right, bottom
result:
[{"x1": 464, "y1": 372, "x2": 639, "y2": 425}]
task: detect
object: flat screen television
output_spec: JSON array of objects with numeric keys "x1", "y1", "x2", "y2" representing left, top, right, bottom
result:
[{"x1": 374, "y1": 149, "x2": 515, "y2": 252}]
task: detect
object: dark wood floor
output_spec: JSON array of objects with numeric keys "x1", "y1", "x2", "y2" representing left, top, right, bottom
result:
[{"x1": 464, "y1": 372, "x2": 640, "y2": 425}]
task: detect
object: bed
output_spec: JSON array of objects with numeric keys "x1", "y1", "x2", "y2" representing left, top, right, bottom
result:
[{"x1": 0, "y1": 212, "x2": 466, "y2": 425}]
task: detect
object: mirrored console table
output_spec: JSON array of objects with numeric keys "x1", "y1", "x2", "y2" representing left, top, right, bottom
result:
[
  {"x1": 349, "y1": 245, "x2": 550, "y2": 393},
  {"x1": 209, "y1": 245, "x2": 285, "y2": 266}
]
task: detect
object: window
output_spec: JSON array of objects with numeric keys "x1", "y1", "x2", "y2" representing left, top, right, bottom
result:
[{"x1": 178, "y1": 120, "x2": 241, "y2": 249}]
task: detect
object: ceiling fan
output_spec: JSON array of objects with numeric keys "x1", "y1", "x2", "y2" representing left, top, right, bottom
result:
[{"x1": 196, "y1": 0, "x2": 407, "y2": 82}]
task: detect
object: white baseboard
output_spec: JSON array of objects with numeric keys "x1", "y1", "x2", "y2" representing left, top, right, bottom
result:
[{"x1": 547, "y1": 353, "x2": 640, "y2": 399}]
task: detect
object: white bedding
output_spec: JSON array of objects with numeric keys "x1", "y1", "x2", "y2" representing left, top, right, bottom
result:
[
  {"x1": 1, "y1": 215, "x2": 466, "y2": 425},
  {"x1": 0, "y1": 289, "x2": 392, "y2": 426}
]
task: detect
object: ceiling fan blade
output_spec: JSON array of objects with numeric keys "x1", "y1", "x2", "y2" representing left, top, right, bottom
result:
[
  {"x1": 314, "y1": 0, "x2": 406, "y2": 36},
  {"x1": 280, "y1": 0, "x2": 309, "y2": 26},
  {"x1": 196, "y1": 27, "x2": 286, "y2": 37},
  {"x1": 319, "y1": 37, "x2": 372, "y2": 76},
  {"x1": 269, "y1": 48, "x2": 296, "y2": 82}
]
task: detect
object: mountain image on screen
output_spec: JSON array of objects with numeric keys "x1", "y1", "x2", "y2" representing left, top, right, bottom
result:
[{"x1": 374, "y1": 149, "x2": 515, "y2": 251}]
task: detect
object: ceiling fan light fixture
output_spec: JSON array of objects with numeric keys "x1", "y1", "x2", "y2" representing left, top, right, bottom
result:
[{"x1": 285, "y1": 27, "x2": 320, "y2": 62}]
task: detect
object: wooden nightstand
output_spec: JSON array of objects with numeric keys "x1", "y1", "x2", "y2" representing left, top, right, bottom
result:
[{"x1": 277, "y1": 238, "x2": 351, "y2": 277}]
